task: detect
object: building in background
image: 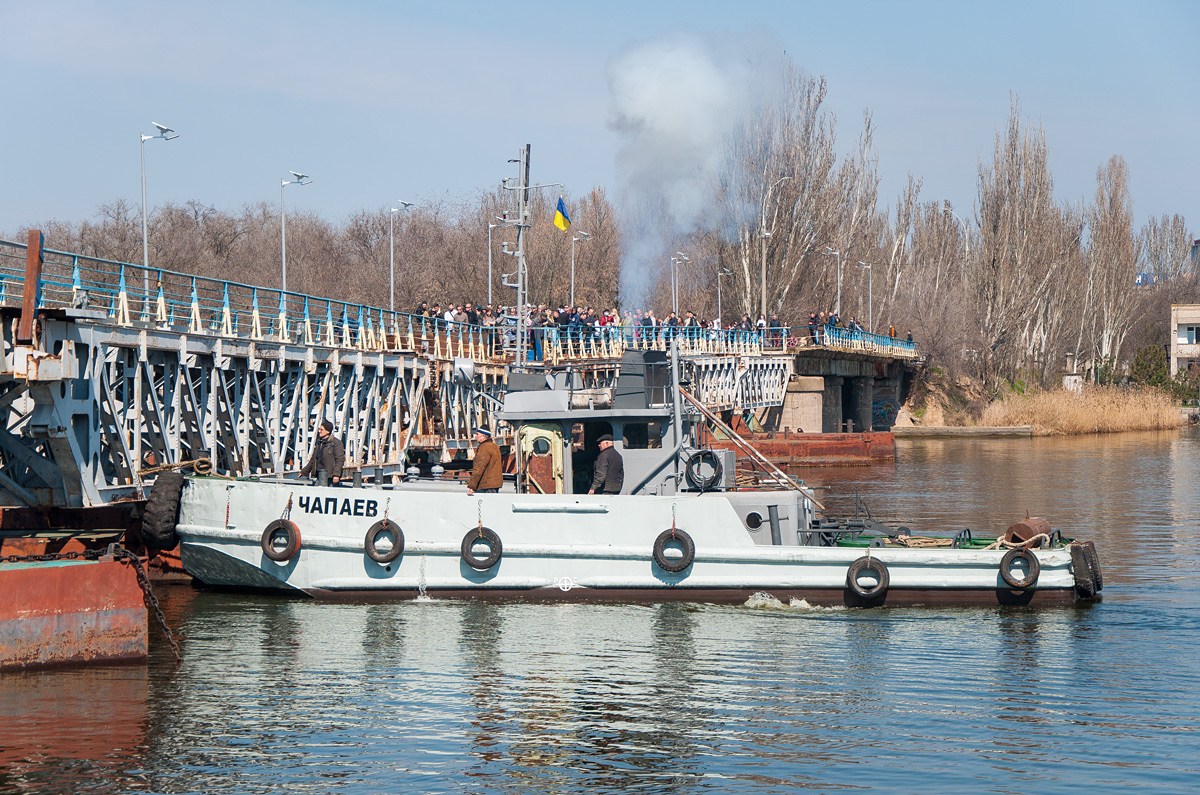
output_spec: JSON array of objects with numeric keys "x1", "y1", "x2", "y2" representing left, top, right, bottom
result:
[{"x1": 1169, "y1": 304, "x2": 1200, "y2": 376}]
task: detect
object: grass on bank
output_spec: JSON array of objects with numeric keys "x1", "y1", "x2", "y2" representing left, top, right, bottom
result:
[{"x1": 978, "y1": 386, "x2": 1184, "y2": 435}]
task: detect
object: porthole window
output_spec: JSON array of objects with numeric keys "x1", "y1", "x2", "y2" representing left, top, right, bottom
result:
[{"x1": 745, "y1": 511, "x2": 764, "y2": 530}]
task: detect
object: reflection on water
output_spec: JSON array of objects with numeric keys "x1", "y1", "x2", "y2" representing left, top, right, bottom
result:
[{"x1": 2, "y1": 431, "x2": 1198, "y2": 793}]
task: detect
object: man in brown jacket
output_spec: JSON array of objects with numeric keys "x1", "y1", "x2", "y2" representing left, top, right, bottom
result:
[
  {"x1": 467, "y1": 427, "x2": 503, "y2": 495},
  {"x1": 300, "y1": 419, "x2": 345, "y2": 484}
]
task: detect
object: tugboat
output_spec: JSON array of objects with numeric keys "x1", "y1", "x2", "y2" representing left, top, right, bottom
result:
[{"x1": 164, "y1": 349, "x2": 1103, "y2": 606}]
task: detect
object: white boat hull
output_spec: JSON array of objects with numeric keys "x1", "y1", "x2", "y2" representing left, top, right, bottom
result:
[{"x1": 177, "y1": 479, "x2": 1084, "y2": 606}]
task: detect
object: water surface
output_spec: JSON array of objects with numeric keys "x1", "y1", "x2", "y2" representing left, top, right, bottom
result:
[{"x1": 2, "y1": 430, "x2": 1197, "y2": 794}]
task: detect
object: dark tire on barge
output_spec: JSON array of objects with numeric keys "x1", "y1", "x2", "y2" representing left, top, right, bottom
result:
[
  {"x1": 1070, "y1": 542, "x2": 1101, "y2": 598},
  {"x1": 999, "y1": 548, "x2": 1040, "y2": 590},
  {"x1": 652, "y1": 528, "x2": 695, "y2": 573},
  {"x1": 142, "y1": 471, "x2": 185, "y2": 552},
  {"x1": 846, "y1": 556, "x2": 889, "y2": 600},
  {"x1": 461, "y1": 527, "x2": 502, "y2": 570},
  {"x1": 261, "y1": 519, "x2": 302, "y2": 562},
  {"x1": 365, "y1": 520, "x2": 405, "y2": 564}
]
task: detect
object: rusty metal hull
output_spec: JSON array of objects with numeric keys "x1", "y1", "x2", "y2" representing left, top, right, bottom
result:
[
  {"x1": 710, "y1": 431, "x2": 896, "y2": 466},
  {"x1": 0, "y1": 558, "x2": 147, "y2": 671}
]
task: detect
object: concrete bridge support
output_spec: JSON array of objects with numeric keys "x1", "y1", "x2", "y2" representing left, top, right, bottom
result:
[
  {"x1": 821, "y1": 376, "x2": 844, "y2": 433},
  {"x1": 848, "y1": 376, "x2": 874, "y2": 434},
  {"x1": 778, "y1": 376, "x2": 824, "y2": 433}
]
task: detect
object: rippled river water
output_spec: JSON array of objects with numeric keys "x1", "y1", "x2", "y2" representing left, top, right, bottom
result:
[{"x1": 3, "y1": 430, "x2": 1199, "y2": 794}]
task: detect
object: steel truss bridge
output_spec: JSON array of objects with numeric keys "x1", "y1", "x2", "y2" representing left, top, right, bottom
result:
[{"x1": 1, "y1": 233, "x2": 812, "y2": 509}]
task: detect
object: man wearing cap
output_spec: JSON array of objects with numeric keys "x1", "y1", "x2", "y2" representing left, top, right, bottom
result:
[
  {"x1": 467, "y1": 427, "x2": 503, "y2": 495},
  {"x1": 588, "y1": 434, "x2": 623, "y2": 495},
  {"x1": 300, "y1": 419, "x2": 345, "y2": 484}
]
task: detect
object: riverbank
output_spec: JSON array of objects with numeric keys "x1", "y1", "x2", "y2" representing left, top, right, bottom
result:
[{"x1": 976, "y1": 386, "x2": 1183, "y2": 435}]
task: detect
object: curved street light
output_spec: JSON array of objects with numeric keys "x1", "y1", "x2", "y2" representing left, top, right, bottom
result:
[
  {"x1": 571, "y1": 230, "x2": 591, "y2": 307},
  {"x1": 390, "y1": 201, "x2": 414, "y2": 312},
  {"x1": 140, "y1": 122, "x2": 178, "y2": 302},
  {"x1": 281, "y1": 171, "x2": 312, "y2": 293}
]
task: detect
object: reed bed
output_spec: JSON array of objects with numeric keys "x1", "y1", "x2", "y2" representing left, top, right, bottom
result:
[{"x1": 978, "y1": 386, "x2": 1184, "y2": 435}]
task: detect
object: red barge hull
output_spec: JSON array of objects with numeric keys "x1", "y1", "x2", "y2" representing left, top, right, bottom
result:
[
  {"x1": 708, "y1": 430, "x2": 896, "y2": 467},
  {"x1": 0, "y1": 546, "x2": 147, "y2": 671}
]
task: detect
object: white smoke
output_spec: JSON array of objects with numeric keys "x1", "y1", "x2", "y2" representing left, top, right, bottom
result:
[{"x1": 606, "y1": 31, "x2": 785, "y2": 309}]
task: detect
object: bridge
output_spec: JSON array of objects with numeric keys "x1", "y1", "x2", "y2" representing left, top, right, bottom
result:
[{"x1": 0, "y1": 232, "x2": 917, "y2": 510}]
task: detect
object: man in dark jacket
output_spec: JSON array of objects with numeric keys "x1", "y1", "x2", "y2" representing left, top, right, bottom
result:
[
  {"x1": 300, "y1": 419, "x2": 345, "y2": 483},
  {"x1": 588, "y1": 434, "x2": 623, "y2": 495},
  {"x1": 467, "y1": 427, "x2": 503, "y2": 495}
]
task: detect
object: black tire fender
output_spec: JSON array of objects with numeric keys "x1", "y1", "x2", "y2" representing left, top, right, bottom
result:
[
  {"x1": 653, "y1": 528, "x2": 695, "y2": 573},
  {"x1": 1070, "y1": 544, "x2": 1096, "y2": 599},
  {"x1": 846, "y1": 555, "x2": 890, "y2": 599},
  {"x1": 365, "y1": 520, "x2": 405, "y2": 564},
  {"x1": 261, "y1": 519, "x2": 302, "y2": 562},
  {"x1": 1000, "y1": 547, "x2": 1040, "y2": 590},
  {"x1": 142, "y1": 470, "x2": 185, "y2": 552},
  {"x1": 684, "y1": 451, "x2": 722, "y2": 491},
  {"x1": 1082, "y1": 540, "x2": 1103, "y2": 591},
  {"x1": 461, "y1": 526, "x2": 502, "y2": 570}
]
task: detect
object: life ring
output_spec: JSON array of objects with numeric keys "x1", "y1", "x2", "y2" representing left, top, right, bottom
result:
[
  {"x1": 846, "y1": 555, "x2": 889, "y2": 599},
  {"x1": 684, "y1": 451, "x2": 723, "y2": 491},
  {"x1": 1000, "y1": 548, "x2": 1040, "y2": 590},
  {"x1": 261, "y1": 519, "x2": 301, "y2": 562},
  {"x1": 461, "y1": 526, "x2": 502, "y2": 570},
  {"x1": 365, "y1": 520, "x2": 405, "y2": 564},
  {"x1": 653, "y1": 528, "x2": 695, "y2": 573}
]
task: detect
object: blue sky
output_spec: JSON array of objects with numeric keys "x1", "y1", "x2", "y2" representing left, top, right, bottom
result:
[{"x1": 1, "y1": 0, "x2": 1195, "y2": 233}]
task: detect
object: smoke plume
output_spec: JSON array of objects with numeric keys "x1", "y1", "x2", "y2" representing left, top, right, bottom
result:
[{"x1": 606, "y1": 31, "x2": 785, "y2": 310}]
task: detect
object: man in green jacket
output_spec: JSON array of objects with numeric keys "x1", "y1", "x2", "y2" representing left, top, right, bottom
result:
[{"x1": 467, "y1": 427, "x2": 503, "y2": 495}]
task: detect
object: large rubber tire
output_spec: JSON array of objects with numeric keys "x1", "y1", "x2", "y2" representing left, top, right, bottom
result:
[
  {"x1": 461, "y1": 527, "x2": 502, "y2": 570},
  {"x1": 365, "y1": 520, "x2": 405, "y2": 564},
  {"x1": 1070, "y1": 544, "x2": 1097, "y2": 599},
  {"x1": 261, "y1": 519, "x2": 302, "y2": 562},
  {"x1": 142, "y1": 471, "x2": 185, "y2": 552},
  {"x1": 846, "y1": 556, "x2": 890, "y2": 600},
  {"x1": 653, "y1": 528, "x2": 695, "y2": 573},
  {"x1": 1082, "y1": 541, "x2": 1103, "y2": 591},
  {"x1": 684, "y1": 451, "x2": 722, "y2": 492},
  {"x1": 1000, "y1": 548, "x2": 1041, "y2": 590}
]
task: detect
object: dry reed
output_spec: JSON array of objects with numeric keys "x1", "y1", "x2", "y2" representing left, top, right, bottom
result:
[{"x1": 978, "y1": 386, "x2": 1185, "y2": 435}]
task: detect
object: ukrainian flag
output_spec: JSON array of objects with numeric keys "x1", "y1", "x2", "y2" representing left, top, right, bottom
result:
[{"x1": 553, "y1": 197, "x2": 571, "y2": 231}]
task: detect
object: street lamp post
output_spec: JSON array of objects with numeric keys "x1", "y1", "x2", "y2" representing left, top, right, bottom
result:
[
  {"x1": 280, "y1": 171, "x2": 312, "y2": 293},
  {"x1": 140, "y1": 122, "x2": 178, "y2": 302},
  {"x1": 671, "y1": 252, "x2": 689, "y2": 316},
  {"x1": 487, "y1": 220, "x2": 502, "y2": 306},
  {"x1": 570, "y1": 230, "x2": 590, "y2": 307},
  {"x1": 857, "y1": 261, "x2": 873, "y2": 333},
  {"x1": 716, "y1": 268, "x2": 731, "y2": 328},
  {"x1": 825, "y1": 246, "x2": 842, "y2": 316},
  {"x1": 760, "y1": 175, "x2": 792, "y2": 317},
  {"x1": 389, "y1": 201, "x2": 414, "y2": 313}
]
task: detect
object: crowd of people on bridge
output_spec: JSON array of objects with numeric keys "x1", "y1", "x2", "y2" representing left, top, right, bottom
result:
[{"x1": 408, "y1": 300, "x2": 913, "y2": 358}]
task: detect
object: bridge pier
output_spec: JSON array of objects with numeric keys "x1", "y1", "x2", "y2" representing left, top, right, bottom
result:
[
  {"x1": 848, "y1": 376, "x2": 874, "y2": 434},
  {"x1": 821, "y1": 377, "x2": 843, "y2": 433}
]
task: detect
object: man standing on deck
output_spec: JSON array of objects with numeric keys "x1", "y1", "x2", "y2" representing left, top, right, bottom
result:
[
  {"x1": 588, "y1": 434, "x2": 624, "y2": 495},
  {"x1": 300, "y1": 419, "x2": 345, "y2": 484},
  {"x1": 467, "y1": 427, "x2": 503, "y2": 495}
]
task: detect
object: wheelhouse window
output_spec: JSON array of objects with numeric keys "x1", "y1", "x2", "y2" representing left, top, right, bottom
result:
[{"x1": 621, "y1": 421, "x2": 665, "y2": 449}]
